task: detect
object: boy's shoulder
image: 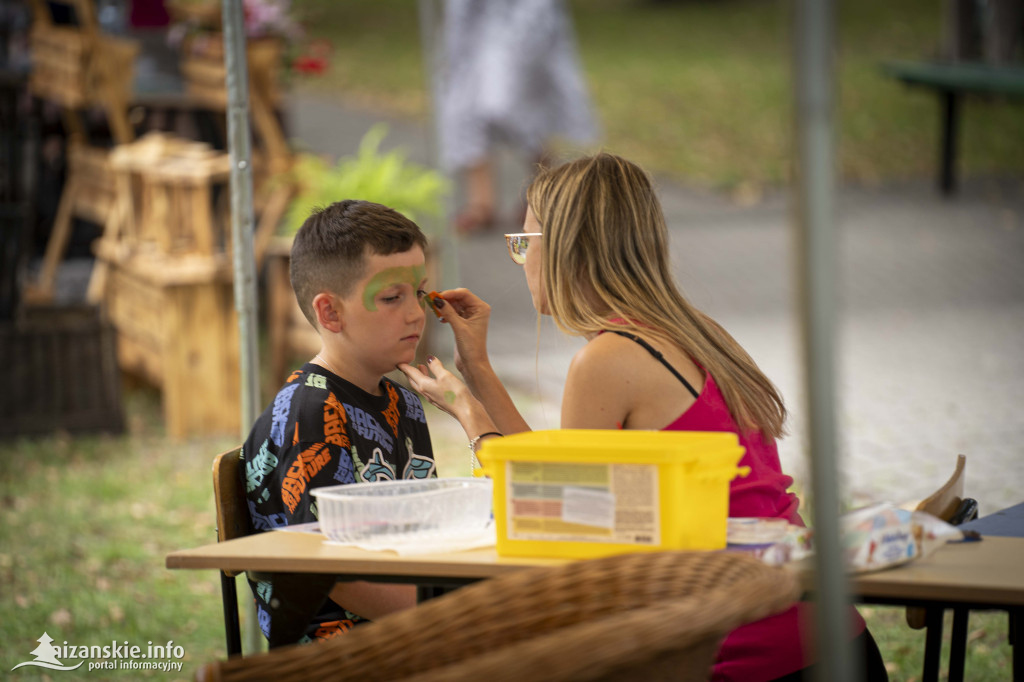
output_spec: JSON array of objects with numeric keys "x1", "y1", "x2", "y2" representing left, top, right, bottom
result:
[
  {"x1": 259, "y1": 366, "x2": 426, "y2": 422},
  {"x1": 246, "y1": 365, "x2": 336, "y2": 448}
]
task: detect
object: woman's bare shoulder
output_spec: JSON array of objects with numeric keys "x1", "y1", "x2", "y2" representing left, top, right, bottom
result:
[{"x1": 562, "y1": 333, "x2": 642, "y2": 428}]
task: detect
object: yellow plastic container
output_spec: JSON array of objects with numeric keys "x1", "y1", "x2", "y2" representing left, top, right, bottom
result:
[{"x1": 476, "y1": 429, "x2": 749, "y2": 559}]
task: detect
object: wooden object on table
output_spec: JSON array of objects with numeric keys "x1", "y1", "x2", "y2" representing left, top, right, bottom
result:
[
  {"x1": 916, "y1": 454, "x2": 967, "y2": 521},
  {"x1": 196, "y1": 550, "x2": 798, "y2": 682},
  {"x1": 91, "y1": 133, "x2": 240, "y2": 437}
]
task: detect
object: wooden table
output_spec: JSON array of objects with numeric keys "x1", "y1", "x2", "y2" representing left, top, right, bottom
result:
[
  {"x1": 168, "y1": 529, "x2": 1024, "y2": 676},
  {"x1": 170, "y1": 531, "x2": 1024, "y2": 604}
]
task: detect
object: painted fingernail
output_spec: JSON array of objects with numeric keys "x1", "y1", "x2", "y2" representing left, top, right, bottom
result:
[
  {"x1": 427, "y1": 355, "x2": 436, "y2": 363},
  {"x1": 433, "y1": 297, "x2": 444, "y2": 308}
]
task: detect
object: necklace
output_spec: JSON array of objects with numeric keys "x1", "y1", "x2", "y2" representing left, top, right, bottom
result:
[{"x1": 313, "y1": 353, "x2": 340, "y2": 377}]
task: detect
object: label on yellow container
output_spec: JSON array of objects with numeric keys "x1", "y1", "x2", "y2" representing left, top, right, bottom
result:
[{"x1": 505, "y1": 461, "x2": 660, "y2": 544}]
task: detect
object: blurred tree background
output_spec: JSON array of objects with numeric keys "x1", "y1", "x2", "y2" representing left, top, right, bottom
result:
[{"x1": 293, "y1": 0, "x2": 1024, "y2": 193}]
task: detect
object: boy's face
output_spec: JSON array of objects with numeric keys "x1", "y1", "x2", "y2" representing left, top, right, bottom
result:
[{"x1": 338, "y1": 246, "x2": 428, "y2": 372}]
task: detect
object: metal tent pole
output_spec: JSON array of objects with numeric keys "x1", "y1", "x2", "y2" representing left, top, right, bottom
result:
[
  {"x1": 792, "y1": 0, "x2": 857, "y2": 680},
  {"x1": 221, "y1": 0, "x2": 263, "y2": 655},
  {"x1": 417, "y1": 0, "x2": 458, "y2": 359}
]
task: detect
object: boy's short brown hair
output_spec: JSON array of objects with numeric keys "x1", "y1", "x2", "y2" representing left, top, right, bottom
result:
[{"x1": 290, "y1": 200, "x2": 428, "y2": 328}]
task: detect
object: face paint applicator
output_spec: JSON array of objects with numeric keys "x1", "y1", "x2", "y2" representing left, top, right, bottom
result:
[{"x1": 426, "y1": 291, "x2": 446, "y2": 319}]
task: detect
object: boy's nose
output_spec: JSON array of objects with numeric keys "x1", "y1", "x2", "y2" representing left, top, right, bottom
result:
[{"x1": 408, "y1": 297, "x2": 426, "y2": 323}]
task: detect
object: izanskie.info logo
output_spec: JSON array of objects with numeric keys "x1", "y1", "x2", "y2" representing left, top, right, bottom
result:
[{"x1": 11, "y1": 632, "x2": 185, "y2": 673}]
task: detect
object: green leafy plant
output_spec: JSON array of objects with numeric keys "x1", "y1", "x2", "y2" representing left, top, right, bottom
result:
[{"x1": 281, "y1": 124, "x2": 449, "y2": 237}]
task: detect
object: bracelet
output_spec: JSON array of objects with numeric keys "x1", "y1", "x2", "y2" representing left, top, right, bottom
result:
[{"x1": 468, "y1": 431, "x2": 503, "y2": 453}]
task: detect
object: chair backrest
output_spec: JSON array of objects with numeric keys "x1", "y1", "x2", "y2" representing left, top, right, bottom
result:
[
  {"x1": 28, "y1": 0, "x2": 138, "y2": 143},
  {"x1": 915, "y1": 454, "x2": 966, "y2": 521},
  {"x1": 212, "y1": 447, "x2": 251, "y2": 578},
  {"x1": 196, "y1": 550, "x2": 800, "y2": 682}
]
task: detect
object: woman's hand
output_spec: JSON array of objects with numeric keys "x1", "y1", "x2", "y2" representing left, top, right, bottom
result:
[
  {"x1": 398, "y1": 357, "x2": 499, "y2": 438},
  {"x1": 432, "y1": 288, "x2": 492, "y2": 378},
  {"x1": 397, "y1": 356, "x2": 475, "y2": 420}
]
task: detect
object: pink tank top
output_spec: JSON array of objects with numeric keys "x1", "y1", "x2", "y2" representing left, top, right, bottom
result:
[
  {"x1": 605, "y1": 330, "x2": 864, "y2": 680},
  {"x1": 665, "y1": 372, "x2": 812, "y2": 680}
]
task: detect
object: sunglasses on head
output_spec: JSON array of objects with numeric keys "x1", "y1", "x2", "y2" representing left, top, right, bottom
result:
[{"x1": 504, "y1": 232, "x2": 542, "y2": 265}]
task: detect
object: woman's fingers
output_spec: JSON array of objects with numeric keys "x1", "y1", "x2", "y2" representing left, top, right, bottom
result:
[
  {"x1": 439, "y1": 288, "x2": 489, "y2": 319},
  {"x1": 425, "y1": 355, "x2": 452, "y2": 377},
  {"x1": 398, "y1": 358, "x2": 449, "y2": 389},
  {"x1": 398, "y1": 359, "x2": 464, "y2": 417},
  {"x1": 396, "y1": 363, "x2": 424, "y2": 390}
]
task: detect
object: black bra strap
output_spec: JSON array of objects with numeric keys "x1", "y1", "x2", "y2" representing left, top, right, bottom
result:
[{"x1": 608, "y1": 330, "x2": 700, "y2": 399}]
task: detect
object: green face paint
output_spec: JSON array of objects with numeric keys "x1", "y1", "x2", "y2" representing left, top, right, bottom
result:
[
  {"x1": 361, "y1": 264, "x2": 427, "y2": 311},
  {"x1": 444, "y1": 390, "x2": 456, "y2": 405}
]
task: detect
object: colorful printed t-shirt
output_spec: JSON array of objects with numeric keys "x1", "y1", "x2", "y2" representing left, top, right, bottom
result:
[{"x1": 241, "y1": 363, "x2": 435, "y2": 643}]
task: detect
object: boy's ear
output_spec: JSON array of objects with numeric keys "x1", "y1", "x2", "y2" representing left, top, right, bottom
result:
[{"x1": 312, "y1": 292, "x2": 344, "y2": 333}]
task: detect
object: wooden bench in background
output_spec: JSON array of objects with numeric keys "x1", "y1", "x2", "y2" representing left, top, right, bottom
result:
[{"x1": 882, "y1": 60, "x2": 1024, "y2": 196}]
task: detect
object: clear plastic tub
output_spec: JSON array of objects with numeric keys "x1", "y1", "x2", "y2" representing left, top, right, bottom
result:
[{"x1": 311, "y1": 477, "x2": 493, "y2": 545}]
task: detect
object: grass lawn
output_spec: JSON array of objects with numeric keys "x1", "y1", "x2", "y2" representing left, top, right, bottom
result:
[
  {"x1": 0, "y1": 385, "x2": 1013, "y2": 680},
  {"x1": 291, "y1": 0, "x2": 1024, "y2": 191}
]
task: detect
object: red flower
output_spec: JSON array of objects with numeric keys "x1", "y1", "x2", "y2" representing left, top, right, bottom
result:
[
  {"x1": 291, "y1": 40, "x2": 332, "y2": 76},
  {"x1": 292, "y1": 55, "x2": 328, "y2": 75}
]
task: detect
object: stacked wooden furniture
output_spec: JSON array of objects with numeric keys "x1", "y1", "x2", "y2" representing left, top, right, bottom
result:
[
  {"x1": 27, "y1": 0, "x2": 138, "y2": 145},
  {"x1": 178, "y1": 28, "x2": 293, "y2": 266},
  {"x1": 174, "y1": 19, "x2": 308, "y2": 389},
  {"x1": 25, "y1": 0, "x2": 139, "y2": 302},
  {"x1": 93, "y1": 133, "x2": 240, "y2": 438}
]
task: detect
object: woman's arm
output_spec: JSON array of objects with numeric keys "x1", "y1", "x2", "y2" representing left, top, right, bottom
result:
[
  {"x1": 457, "y1": 359, "x2": 531, "y2": 435},
  {"x1": 329, "y1": 582, "x2": 416, "y2": 620},
  {"x1": 398, "y1": 357, "x2": 518, "y2": 440},
  {"x1": 425, "y1": 288, "x2": 531, "y2": 434}
]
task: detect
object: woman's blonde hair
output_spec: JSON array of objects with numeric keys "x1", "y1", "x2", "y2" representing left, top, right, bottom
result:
[{"x1": 526, "y1": 152, "x2": 786, "y2": 439}]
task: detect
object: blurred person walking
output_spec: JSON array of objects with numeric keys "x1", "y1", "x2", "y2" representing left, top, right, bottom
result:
[{"x1": 437, "y1": 0, "x2": 598, "y2": 235}]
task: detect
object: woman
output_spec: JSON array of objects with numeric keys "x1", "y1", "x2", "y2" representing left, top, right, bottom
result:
[{"x1": 399, "y1": 153, "x2": 886, "y2": 681}]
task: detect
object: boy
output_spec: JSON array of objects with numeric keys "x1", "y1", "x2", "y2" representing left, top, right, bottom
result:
[{"x1": 241, "y1": 200, "x2": 435, "y2": 646}]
